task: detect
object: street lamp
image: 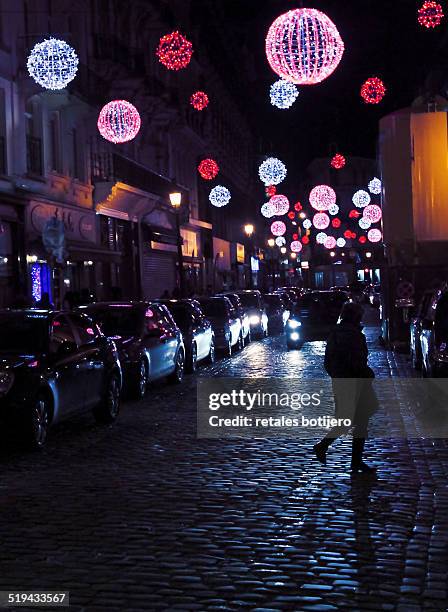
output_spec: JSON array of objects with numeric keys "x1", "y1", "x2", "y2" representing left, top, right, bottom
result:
[
  {"x1": 244, "y1": 224, "x2": 255, "y2": 288},
  {"x1": 170, "y1": 191, "x2": 185, "y2": 297},
  {"x1": 244, "y1": 224, "x2": 254, "y2": 237},
  {"x1": 267, "y1": 238, "x2": 275, "y2": 247}
]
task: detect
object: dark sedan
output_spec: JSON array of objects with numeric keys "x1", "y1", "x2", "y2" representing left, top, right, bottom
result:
[
  {"x1": 420, "y1": 288, "x2": 448, "y2": 377},
  {"x1": 0, "y1": 309, "x2": 122, "y2": 448},
  {"x1": 216, "y1": 293, "x2": 251, "y2": 345},
  {"x1": 79, "y1": 302, "x2": 185, "y2": 398},
  {"x1": 157, "y1": 299, "x2": 215, "y2": 372},
  {"x1": 198, "y1": 297, "x2": 242, "y2": 356},
  {"x1": 410, "y1": 290, "x2": 434, "y2": 370},
  {"x1": 263, "y1": 293, "x2": 290, "y2": 333},
  {"x1": 235, "y1": 290, "x2": 268, "y2": 338},
  {"x1": 292, "y1": 290, "x2": 348, "y2": 340}
]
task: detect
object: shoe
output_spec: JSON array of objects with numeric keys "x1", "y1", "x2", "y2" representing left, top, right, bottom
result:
[
  {"x1": 351, "y1": 460, "x2": 377, "y2": 474},
  {"x1": 313, "y1": 443, "x2": 327, "y2": 466}
]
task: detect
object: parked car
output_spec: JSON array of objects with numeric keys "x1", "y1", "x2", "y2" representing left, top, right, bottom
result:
[
  {"x1": 157, "y1": 299, "x2": 215, "y2": 372},
  {"x1": 216, "y1": 293, "x2": 251, "y2": 345},
  {"x1": 79, "y1": 302, "x2": 185, "y2": 398},
  {"x1": 292, "y1": 290, "x2": 348, "y2": 340},
  {"x1": 235, "y1": 290, "x2": 269, "y2": 338},
  {"x1": 263, "y1": 293, "x2": 290, "y2": 333},
  {"x1": 198, "y1": 297, "x2": 242, "y2": 355},
  {"x1": 410, "y1": 290, "x2": 435, "y2": 370},
  {"x1": 0, "y1": 309, "x2": 122, "y2": 448},
  {"x1": 419, "y1": 287, "x2": 448, "y2": 377}
]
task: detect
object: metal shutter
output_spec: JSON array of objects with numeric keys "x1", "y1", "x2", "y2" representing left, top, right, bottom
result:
[{"x1": 142, "y1": 252, "x2": 176, "y2": 299}]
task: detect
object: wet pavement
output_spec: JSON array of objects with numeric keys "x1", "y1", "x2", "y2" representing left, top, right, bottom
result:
[{"x1": 0, "y1": 311, "x2": 447, "y2": 611}]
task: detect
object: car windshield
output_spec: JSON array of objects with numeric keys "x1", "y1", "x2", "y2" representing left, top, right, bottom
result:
[
  {"x1": 199, "y1": 300, "x2": 227, "y2": 318},
  {"x1": 264, "y1": 295, "x2": 282, "y2": 307},
  {"x1": 168, "y1": 306, "x2": 190, "y2": 330},
  {"x1": 89, "y1": 307, "x2": 141, "y2": 336},
  {"x1": 238, "y1": 294, "x2": 260, "y2": 308},
  {"x1": 0, "y1": 312, "x2": 48, "y2": 353},
  {"x1": 224, "y1": 295, "x2": 239, "y2": 308}
]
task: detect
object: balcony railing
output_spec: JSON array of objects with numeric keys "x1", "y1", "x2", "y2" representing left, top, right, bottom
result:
[{"x1": 26, "y1": 136, "x2": 43, "y2": 176}]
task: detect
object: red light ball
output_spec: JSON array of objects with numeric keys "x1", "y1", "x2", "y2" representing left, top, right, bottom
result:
[
  {"x1": 156, "y1": 31, "x2": 193, "y2": 71},
  {"x1": 418, "y1": 1, "x2": 444, "y2": 28},
  {"x1": 288, "y1": 211, "x2": 295, "y2": 220},
  {"x1": 359, "y1": 236, "x2": 367, "y2": 244},
  {"x1": 331, "y1": 153, "x2": 346, "y2": 170},
  {"x1": 349, "y1": 209, "x2": 361, "y2": 219},
  {"x1": 198, "y1": 158, "x2": 219, "y2": 180},
  {"x1": 266, "y1": 185, "x2": 277, "y2": 197},
  {"x1": 292, "y1": 233, "x2": 299, "y2": 241},
  {"x1": 361, "y1": 77, "x2": 386, "y2": 104},
  {"x1": 190, "y1": 91, "x2": 209, "y2": 111},
  {"x1": 344, "y1": 230, "x2": 352, "y2": 239},
  {"x1": 351, "y1": 231, "x2": 357, "y2": 239},
  {"x1": 294, "y1": 201, "x2": 303, "y2": 212},
  {"x1": 332, "y1": 218, "x2": 341, "y2": 228},
  {"x1": 302, "y1": 235, "x2": 310, "y2": 245}
]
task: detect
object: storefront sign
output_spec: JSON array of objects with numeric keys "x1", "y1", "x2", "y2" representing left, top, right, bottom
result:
[
  {"x1": 236, "y1": 243, "x2": 245, "y2": 264},
  {"x1": 28, "y1": 202, "x2": 96, "y2": 244}
]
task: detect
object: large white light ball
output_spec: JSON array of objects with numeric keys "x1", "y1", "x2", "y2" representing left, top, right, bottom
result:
[
  {"x1": 261, "y1": 202, "x2": 276, "y2": 218},
  {"x1": 270, "y1": 79, "x2": 299, "y2": 109},
  {"x1": 258, "y1": 157, "x2": 287, "y2": 186},
  {"x1": 336, "y1": 237, "x2": 346, "y2": 247},
  {"x1": 368, "y1": 177, "x2": 382, "y2": 195},
  {"x1": 275, "y1": 236, "x2": 286, "y2": 247},
  {"x1": 353, "y1": 190, "x2": 371, "y2": 208},
  {"x1": 27, "y1": 38, "x2": 79, "y2": 90},
  {"x1": 359, "y1": 217, "x2": 371, "y2": 230},
  {"x1": 303, "y1": 219, "x2": 312, "y2": 229},
  {"x1": 209, "y1": 185, "x2": 231, "y2": 207},
  {"x1": 316, "y1": 232, "x2": 327, "y2": 244}
]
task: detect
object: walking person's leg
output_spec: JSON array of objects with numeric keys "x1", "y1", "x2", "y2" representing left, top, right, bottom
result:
[
  {"x1": 313, "y1": 423, "x2": 350, "y2": 465},
  {"x1": 351, "y1": 412, "x2": 376, "y2": 474}
]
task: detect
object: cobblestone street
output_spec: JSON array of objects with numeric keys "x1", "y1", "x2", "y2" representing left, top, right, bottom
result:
[{"x1": 1, "y1": 317, "x2": 448, "y2": 611}]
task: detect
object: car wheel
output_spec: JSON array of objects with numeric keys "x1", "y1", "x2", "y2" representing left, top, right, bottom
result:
[
  {"x1": 94, "y1": 374, "x2": 121, "y2": 424},
  {"x1": 208, "y1": 339, "x2": 216, "y2": 364},
  {"x1": 186, "y1": 343, "x2": 197, "y2": 373},
  {"x1": 169, "y1": 349, "x2": 185, "y2": 384},
  {"x1": 25, "y1": 394, "x2": 51, "y2": 449},
  {"x1": 131, "y1": 359, "x2": 148, "y2": 400}
]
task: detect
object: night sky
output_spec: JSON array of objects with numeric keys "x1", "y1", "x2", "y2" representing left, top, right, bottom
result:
[{"x1": 196, "y1": 0, "x2": 447, "y2": 175}]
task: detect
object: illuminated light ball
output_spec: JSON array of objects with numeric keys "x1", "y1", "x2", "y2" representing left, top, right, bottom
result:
[
  {"x1": 368, "y1": 177, "x2": 382, "y2": 195},
  {"x1": 292, "y1": 233, "x2": 299, "y2": 241},
  {"x1": 290, "y1": 240, "x2": 303, "y2": 253},
  {"x1": 97, "y1": 100, "x2": 141, "y2": 144},
  {"x1": 261, "y1": 202, "x2": 276, "y2": 218},
  {"x1": 270, "y1": 79, "x2": 299, "y2": 109},
  {"x1": 359, "y1": 235, "x2": 367, "y2": 244},
  {"x1": 351, "y1": 231, "x2": 357, "y2": 239},
  {"x1": 360, "y1": 77, "x2": 386, "y2": 104},
  {"x1": 271, "y1": 220, "x2": 287, "y2": 236},
  {"x1": 275, "y1": 236, "x2": 286, "y2": 247},
  {"x1": 209, "y1": 185, "x2": 231, "y2": 207},
  {"x1": 156, "y1": 31, "x2": 193, "y2": 71},
  {"x1": 302, "y1": 235, "x2": 310, "y2": 245},
  {"x1": 190, "y1": 91, "x2": 209, "y2": 111},
  {"x1": 325, "y1": 236, "x2": 337, "y2": 249},
  {"x1": 331, "y1": 153, "x2": 346, "y2": 169},
  {"x1": 309, "y1": 184, "x2": 337, "y2": 211},
  {"x1": 197, "y1": 158, "x2": 219, "y2": 180},
  {"x1": 316, "y1": 232, "x2": 328, "y2": 244},
  {"x1": 359, "y1": 217, "x2": 371, "y2": 230},
  {"x1": 266, "y1": 185, "x2": 277, "y2": 197},
  {"x1": 259, "y1": 157, "x2": 287, "y2": 185},
  {"x1": 303, "y1": 219, "x2": 312, "y2": 229},
  {"x1": 294, "y1": 201, "x2": 303, "y2": 211},
  {"x1": 363, "y1": 204, "x2": 382, "y2": 223},
  {"x1": 353, "y1": 189, "x2": 371, "y2": 208},
  {"x1": 269, "y1": 194, "x2": 290, "y2": 215},
  {"x1": 313, "y1": 212, "x2": 330, "y2": 230},
  {"x1": 349, "y1": 209, "x2": 361, "y2": 219},
  {"x1": 265, "y1": 8, "x2": 345, "y2": 85},
  {"x1": 336, "y1": 237, "x2": 346, "y2": 248},
  {"x1": 332, "y1": 218, "x2": 341, "y2": 228},
  {"x1": 288, "y1": 211, "x2": 295, "y2": 220},
  {"x1": 328, "y1": 203, "x2": 339, "y2": 215},
  {"x1": 344, "y1": 230, "x2": 352, "y2": 239},
  {"x1": 27, "y1": 38, "x2": 79, "y2": 90},
  {"x1": 368, "y1": 228, "x2": 382, "y2": 243},
  {"x1": 418, "y1": 1, "x2": 444, "y2": 28}
]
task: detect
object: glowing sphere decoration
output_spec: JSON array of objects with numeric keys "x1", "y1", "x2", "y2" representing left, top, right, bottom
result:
[
  {"x1": 209, "y1": 185, "x2": 231, "y2": 208},
  {"x1": 332, "y1": 218, "x2": 341, "y2": 229},
  {"x1": 97, "y1": 100, "x2": 141, "y2": 144},
  {"x1": 331, "y1": 153, "x2": 346, "y2": 170},
  {"x1": 265, "y1": 9, "x2": 344, "y2": 85},
  {"x1": 302, "y1": 235, "x2": 310, "y2": 245},
  {"x1": 349, "y1": 209, "x2": 361, "y2": 219},
  {"x1": 359, "y1": 236, "x2": 367, "y2": 244},
  {"x1": 261, "y1": 202, "x2": 276, "y2": 218},
  {"x1": 156, "y1": 31, "x2": 193, "y2": 71},
  {"x1": 271, "y1": 220, "x2": 287, "y2": 236},
  {"x1": 316, "y1": 232, "x2": 328, "y2": 244},
  {"x1": 418, "y1": 1, "x2": 444, "y2": 28},
  {"x1": 275, "y1": 236, "x2": 286, "y2": 247},
  {"x1": 368, "y1": 228, "x2": 382, "y2": 243},
  {"x1": 353, "y1": 190, "x2": 371, "y2": 208},
  {"x1": 303, "y1": 219, "x2": 312, "y2": 229},
  {"x1": 328, "y1": 203, "x2": 339, "y2": 216},
  {"x1": 325, "y1": 236, "x2": 337, "y2": 249},
  {"x1": 360, "y1": 77, "x2": 386, "y2": 104},
  {"x1": 27, "y1": 38, "x2": 79, "y2": 90},
  {"x1": 313, "y1": 212, "x2": 330, "y2": 230},
  {"x1": 270, "y1": 79, "x2": 299, "y2": 109},
  {"x1": 292, "y1": 233, "x2": 299, "y2": 240},
  {"x1": 198, "y1": 158, "x2": 219, "y2": 180},
  {"x1": 266, "y1": 185, "x2": 277, "y2": 197},
  {"x1": 368, "y1": 177, "x2": 382, "y2": 195},
  {"x1": 258, "y1": 157, "x2": 287, "y2": 185},
  {"x1": 294, "y1": 201, "x2": 303, "y2": 211},
  {"x1": 290, "y1": 240, "x2": 303, "y2": 253},
  {"x1": 359, "y1": 217, "x2": 371, "y2": 230},
  {"x1": 309, "y1": 185, "x2": 337, "y2": 211},
  {"x1": 190, "y1": 91, "x2": 209, "y2": 111},
  {"x1": 269, "y1": 194, "x2": 290, "y2": 215},
  {"x1": 336, "y1": 238, "x2": 346, "y2": 248},
  {"x1": 288, "y1": 211, "x2": 295, "y2": 220},
  {"x1": 363, "y1": 204, "x2": 382, "y2": 224}
]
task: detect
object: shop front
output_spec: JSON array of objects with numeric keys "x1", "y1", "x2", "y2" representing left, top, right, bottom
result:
[{"x1": 0, "y1": 202, "x2": 26, "y2": 307}]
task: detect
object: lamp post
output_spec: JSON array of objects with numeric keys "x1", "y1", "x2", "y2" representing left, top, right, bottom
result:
[
  {"x1": 169, "y1": 191, "x2": 185, "y2": 297},
  {"x1": 244, "y1": 224, "x2": 254, "y2": 288},
  {"x1": 267, "y1": 238, "x2": 276, "y2": 290}
]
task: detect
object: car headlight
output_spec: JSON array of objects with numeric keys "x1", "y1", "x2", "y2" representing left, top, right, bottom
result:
[
  {"x1": 249, "y1": 315, "x2": 260, "y2": 325},
  {"x1": 290, "y1": 332, "x2": 300, "y2": 341},
  {"x1": 0, "y1": 371, "x2": 14, "y2": 396},
  {"x1": 287, "y1": 320, "x2": 302, "y2": 329}
]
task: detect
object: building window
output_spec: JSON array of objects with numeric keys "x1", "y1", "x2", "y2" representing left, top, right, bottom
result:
[
  {"x1": 180, "y1": 228, "x2": 198, "y2": 257},
  {"x1": 49, "y1": 112, "x2": 61, "y2": 173},
  {"x1": 26, "y1": 101, "x2": 43, "y2": 176}
]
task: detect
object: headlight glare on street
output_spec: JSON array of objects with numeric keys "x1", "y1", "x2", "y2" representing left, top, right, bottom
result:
[
  {"x1": 249, "y1": 315, "x2": 260, "y2": 325},
  {"x1": 0, "y1": 370, "x2": 14, "y2": 396},
  {"x1": 290, "y1": 332, "x2": 300, "y2": 341},
  {"x1": 288, "y1": 320, "x2": 302, "y2": 329}
]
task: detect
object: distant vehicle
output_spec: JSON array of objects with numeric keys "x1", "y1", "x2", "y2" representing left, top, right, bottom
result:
[
  {"x1": 410, "y1": 290, "x2": 435, "y2": 370},
  {"x1": 277, "y1": 287, "x2": 301, "y2": 305},
  {"x1": 273, "y1": 289, "x2": 294, "y2": 313},
  {"x1": 285, "y1": 314, "x2": 303, "y2": 350},
  {"x1": 364, "y1": 284, "x2": 381, "y2": 307},
  {"x1": 216, "y1": 293, "x2": 251, "y2": 345},
  {"x1": 79, "y1": 302, "x2": 185, "y2": 399},
  {"x1": 419, "y1": 288, "x2": 448, "y2": 377},
  {"x1": 235, "y1": 290, "x2": 268, "y2": 338},
  {"x1": 292, "y1": 290, "x2": 348, "y2": 340},
  {"x1": 0, "y1": 309, "x2": 122, "y2": 448},
  {"x1": 198, "y1": 297, "x2": 242, "y2": 356},
  {"x1": 263, "y1": 293, "x2": 290, "y2": 333},
  {"x1": 157, "y1": 299, "x2": 215, "y2": 372}
]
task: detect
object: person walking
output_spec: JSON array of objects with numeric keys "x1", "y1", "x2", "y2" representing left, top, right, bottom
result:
[{"x1": 313, "y1": 301, "x2": 378, "y2": 474}]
